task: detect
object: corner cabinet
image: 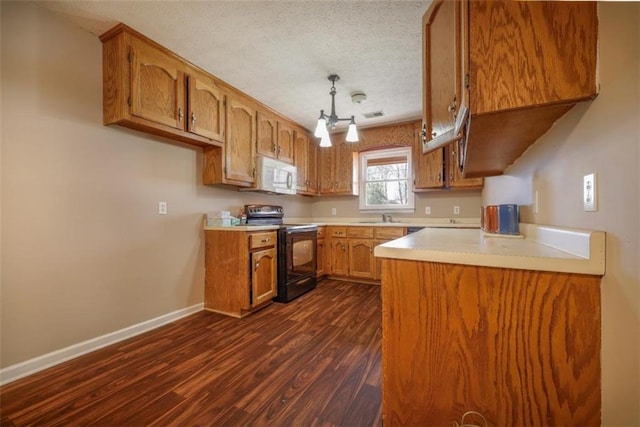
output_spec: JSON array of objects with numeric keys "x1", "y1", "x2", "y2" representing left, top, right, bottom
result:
[
  {"x1": 205, "y1": 230, "x2": 277, "y2": 318},
  {"x1": 100, "y1": 24, "x2": 225, "y2": 147},
  {"x1": 421, "y1": 0, "x2": 598, "y2": 178}
]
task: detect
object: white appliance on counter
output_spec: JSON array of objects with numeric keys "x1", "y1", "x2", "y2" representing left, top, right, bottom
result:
[{"x1": 250, "y1": 156, "x2": 297, "y2": 195}]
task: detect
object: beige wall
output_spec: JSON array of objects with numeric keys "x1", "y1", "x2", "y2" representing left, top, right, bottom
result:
[
  {"x1": 0, "y1": 2, "x2": 313, "y2": 367},
  {"x1": 483, "y1": 3, "x2": 640, "y2": 425}
]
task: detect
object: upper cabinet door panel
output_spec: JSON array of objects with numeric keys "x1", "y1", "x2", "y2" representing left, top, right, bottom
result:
[
  {"x1": 256, "y1": 111, "x2": 278, "y2": 158},
  {"x1": 469, "y1": 1, "x2": 598, "y2": 114},
  {"x1": 130, "y1": 37, "x2": 184, "y2": 130},
  {"x1": 225, "y1": 97, "x2": 256, "y2": 185},
  {"x1": 424, "y1": 0, "x2": 457, "y2": 140},
  {"x1": 277, "y1": 122, "x2": 295, "y2": 164},
  {"x1": 187, "y1": 75, "x2": 225, "y2": 142}
]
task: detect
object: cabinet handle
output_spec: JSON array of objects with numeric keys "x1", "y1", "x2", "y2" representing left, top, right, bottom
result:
[
  {"x1": 261, "y1": 238, "x2": 270, "y2": 243},
  {"x1": 277, "y1": 145, "x2": 281, "y2": 155},
  {"x1": 255, "y1": 261, "x2": 260, "y2": 271},
  {"x1": 191, "y1": 112, "x2": 197, "y2": 126},
  {"x1": 178, "y1": 108, "x2": 184, "y2": 123},
  {"x1": 272, "y1": 143, "x2": 277, "y2": 153},
  {"x1": 253, "y1": 167, "x2": 256, "y2": 178},
  {"x1": 437, "y1": 172, "x2": 442, "y2": 183}
]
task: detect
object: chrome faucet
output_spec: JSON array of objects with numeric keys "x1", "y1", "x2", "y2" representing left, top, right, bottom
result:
[{"x1": 382, "y1": 214, "x2": 393, "y2": 223}]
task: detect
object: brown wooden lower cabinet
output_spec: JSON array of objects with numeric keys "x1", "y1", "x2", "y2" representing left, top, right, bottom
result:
[
  {"x1": 205, "y1": 230, "x2": 277, "y2": 317},
  {"x1": 381, "y1": 258, "x2": 602, "y2": 426},
  {"x1": 326, "y1": 226, "x2": 406, "y2": 282}
]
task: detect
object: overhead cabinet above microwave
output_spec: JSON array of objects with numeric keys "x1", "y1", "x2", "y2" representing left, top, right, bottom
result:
[{"x1": 421, "y1": 0, "x2": 598, "y2": 177}]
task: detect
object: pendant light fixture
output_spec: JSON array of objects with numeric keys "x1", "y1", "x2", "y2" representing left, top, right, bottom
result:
[{"x1": 314, "y1": 74, "x2": 359, "y2": 147}]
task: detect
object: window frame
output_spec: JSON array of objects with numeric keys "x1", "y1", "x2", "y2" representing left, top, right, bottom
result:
[{"x1": 358, "y1": 146, "x2": 415, "y2": 213}]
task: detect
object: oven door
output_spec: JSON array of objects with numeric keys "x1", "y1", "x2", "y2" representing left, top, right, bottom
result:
[{"x1": 285, "y1": 230, "x2": 317, "y2": 281}]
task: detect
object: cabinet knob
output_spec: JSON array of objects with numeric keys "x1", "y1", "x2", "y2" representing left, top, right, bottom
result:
[
  {"x1": 255, "y1": 261, "x2": 260, "y2": 271},
  {"x1": 178, "y1": 108, "x2": 184, "y2": 123},
  {"x1": 261, "y1": 238, "x2": 270, "y2": 243},
  {"x1": 191, "y1": 112, "x2": 197, "y2": 126},
  {"x1": 432, "y1": 131, "x2": 437, "y2": 138},
  {"x1": 272, "y1": 143, "x2": 277, "y2": 153}
]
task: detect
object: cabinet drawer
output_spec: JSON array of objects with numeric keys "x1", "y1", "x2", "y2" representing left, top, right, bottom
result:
[
  {"x1": 317, "y1": 226, "x2": 326, "y2": 238},
  {"x1": 249, "y1": 232, "x2": 277, "y2": 250},
  {"x1": 348, "y1": 227, "x2": 374, "y2": 239},
  {"x1": 329, "y1": 227, "x2": 348, "y2": 238},
  {"x1": 375, "y1": 227, "x2": 406, "y2": 240}
]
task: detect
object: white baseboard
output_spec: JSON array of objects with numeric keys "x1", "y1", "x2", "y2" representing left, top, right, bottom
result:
[{"x1": 0, "y1": 304, "x2": 204, "y2": 386}]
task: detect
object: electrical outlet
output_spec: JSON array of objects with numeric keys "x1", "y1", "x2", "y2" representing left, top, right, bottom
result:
[
  {"x1": 453, "y1": 205, "x2": 460, "y2": 215},
  {"x1": 158, "y1": 201, "x2": 167, "y2": 215},
  {"x1": 583, "y1": 173, "x2": 597, "y2": 212},
  {"x1": 331, "y1": 207, "x2": 337, "y2": 215},
  {"x1": 425, "y1": 206, "x2": 431, "y2": 215}
]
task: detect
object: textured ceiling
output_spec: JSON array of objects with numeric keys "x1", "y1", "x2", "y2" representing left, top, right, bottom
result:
[{"x1": 36, "y1": 0, "x2": 432, "y2": 132}]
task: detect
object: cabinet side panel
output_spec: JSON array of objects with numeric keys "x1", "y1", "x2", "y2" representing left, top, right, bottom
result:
[
  {"x1": 205, "y1": 231, "x2": 249, "y2": 315},
  {"x1": 102, "y1": 33, "x2": 128, "y2": 125},
  {"x1": 381, "y1": 259, "x2": 601, "y2": 426}
]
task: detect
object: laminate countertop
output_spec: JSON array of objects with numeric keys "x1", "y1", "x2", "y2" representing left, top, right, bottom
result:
[
  {"x1": 203, "y1": 218, "x2": 480, "y2": 231},
  {"x1": 374, "y1": 223, "x2": 605, "y2": 276}
]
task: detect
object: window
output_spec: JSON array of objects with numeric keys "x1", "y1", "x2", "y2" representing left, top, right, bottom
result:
[{"x1": 359, "y1": 147, "x2": 414, "y2": 212}]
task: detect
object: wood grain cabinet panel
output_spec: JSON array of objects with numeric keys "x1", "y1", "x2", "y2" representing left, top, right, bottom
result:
[
  {"x1": 381, "y1": 259, "x2": 602, "y2": 426},
  {"x1": 224, "y1": 96, "x2": 257, "y2": 186},
  {"x1": 251, "y1": 248, "x2": 277, "y2": 306},
  {"x1": 316, "y1": 236, "x2": 327, "y2": 278},
  {"x1": 276, "y1": 122, "x2": 295, "y2": 164},
  {"x1": 348, "y1": 239, "x2": 376, "y2": 280},
  {"x1": 329, "y1": 237, "x2": 349, "y2": 277},
  {"x1": 130, "y1": 37, "x2": 184, "y2": 130},
  {"x1": 294, "y1": 129, "x2": 315, "y2": 195},
  {"x1": 256, "y1": 111, "x2": 278, "y2": 159},
  {"x1": 187, "y1": 73, "x2": 225, "y2": 142},
  {"x1": 319, "y1": 139, "x2": 358, "y2": 196}
]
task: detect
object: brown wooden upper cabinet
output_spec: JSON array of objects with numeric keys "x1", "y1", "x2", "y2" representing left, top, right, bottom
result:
[
  {"x1": 101, "y1": 24, "x2": 225, "y2": 147},
  {"x1": 222, "y1": 96, "x2": 257, "y2": 186},
  {"x1": 294, "y1": 129, "x2": 319, "y2": 196},
  {"x1": 421, "y1": 0, "x2": 598, "y2": 177},
  {"x1": 256, "y1": 111, "x2": 295, "y2": 165},
  {"x1": 319, "y1": 138, "x2": 359, "y2": 196}
]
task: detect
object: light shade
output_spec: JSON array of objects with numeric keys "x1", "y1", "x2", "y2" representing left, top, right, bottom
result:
[
  {"x1": 314, "y1": 116, "x2": 327, "y2": 138},
  {"x1": 319, "y1": 131, "x2": 332, "y2": 147},
  {"x1": 346, "y1": 117, "x2": 359, "y2": 142}
]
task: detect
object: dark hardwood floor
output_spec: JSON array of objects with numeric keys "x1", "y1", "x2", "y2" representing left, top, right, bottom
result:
[{"x1": 0, "y1": 279, "x2": 382, "y2": 426}]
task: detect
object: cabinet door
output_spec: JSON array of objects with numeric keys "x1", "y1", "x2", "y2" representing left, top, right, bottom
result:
[
  {"x1": 423, "y1": 0, "x2": 458, "y2": 143},
  {"x1": 414, "y1": 145, "x2": 445, "y2": 189},
  {"x1": 294, "y1": 130, "x2": 309, "y2": 192},
  {"x1": 225, "y1": 96, "x2": 256, "y2": 185},
  {"x1": 349, "y1": 239, "x2": 376, "y2": 280},
  {"x1": 319, "y1": 146, "x2": 334, "y2": 194},
  {"x1": 187, "y1": 74, "x2": 224, "y2": 143},
  {"x1": 447, "y1": 140, "x2": 483, "y2": 189},
  {"x1": 130, "y1": 37, "x2": 184, "y2": 130},
  {"x1": 307, "y1": 137, "x2": 318, "y2": 194},
  {"x1": 316, "y1": 238, "x2": 326, "y2": 278},
  {"x1": 251, "y1": 247, "x2": 277, "y2": 306},
  {"x1": 333, "y1": 140, "x2": 358, "y2": 195},
  {"x1": 256, "y1": 111, "x2": 278, "y2": 158},
  {"x1": 277, "y1": 122, "x2": 295, "y2": 164},
  {"x1": 329, "y1": 238, "x2": 348, "y2": 276}
]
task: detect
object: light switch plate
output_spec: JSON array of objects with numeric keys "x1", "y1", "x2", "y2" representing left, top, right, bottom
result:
[{"x1": 583, "y1": 173, "x2": 597, "y2": 212}]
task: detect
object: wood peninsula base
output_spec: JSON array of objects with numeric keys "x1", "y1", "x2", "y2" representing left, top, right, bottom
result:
[{"x1": 381, "y1": 259, "x2": 601, "y2": 426}]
